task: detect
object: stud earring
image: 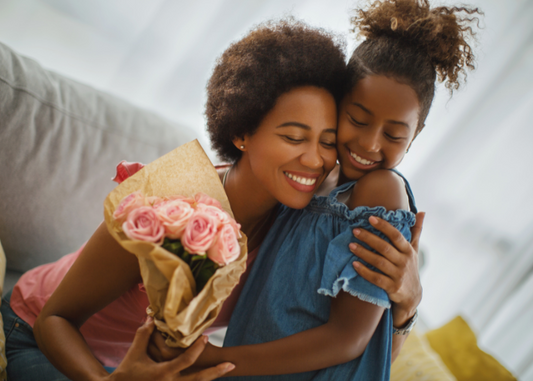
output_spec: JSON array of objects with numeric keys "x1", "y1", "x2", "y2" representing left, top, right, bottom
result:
[{"x1": 240, "y1": 145, "x2": 245, "y2": 149}]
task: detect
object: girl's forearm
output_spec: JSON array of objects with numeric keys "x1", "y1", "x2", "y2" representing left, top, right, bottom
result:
[
  {"x1": 197, "y1": 323, "x2": 366, "y2": 377},
  {"x1": 34, "y1": 315, "x2": 111, "y2": 381},
  {"x1": 197, "y1": 293, "x2": 383, "y2": 377}
]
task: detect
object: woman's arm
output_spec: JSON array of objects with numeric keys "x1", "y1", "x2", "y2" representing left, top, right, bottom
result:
[
  {"x1": 349, "y1": 200, "x2": 424, "y2": 361},
  {"x1": 33, "y1": 222, "x2": 143, "y2": 380}
]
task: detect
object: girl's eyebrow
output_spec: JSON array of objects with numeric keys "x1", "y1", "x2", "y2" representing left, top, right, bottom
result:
[
  {"x1": 352, "y1": 102, "x2": 410, "y2": 129},
  {"x1": 277, "y1": 122, "x2": 337, "y2": 134}
]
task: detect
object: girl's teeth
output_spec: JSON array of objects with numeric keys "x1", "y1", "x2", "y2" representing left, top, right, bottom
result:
[
  {"x1": 350, "y1": 151, "x2": 375, "y2": 166},
  {"x1": 285, "y1": 172, "x2": 317, "y2": 186}
]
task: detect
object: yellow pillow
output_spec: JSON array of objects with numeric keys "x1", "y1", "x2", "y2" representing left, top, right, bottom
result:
[
  {"x1": 0, "y1": 240, "x2": 7, "y2": 380},
  {"x1": 392, "y1": 329, "x2": 456, "y2": 381},
  {"x1": 425, "y1": 316, "x2": 516, "y2": 381}
]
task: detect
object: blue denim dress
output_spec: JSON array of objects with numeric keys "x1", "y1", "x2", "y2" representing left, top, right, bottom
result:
[{"x1": 223, "y1": 172, "x2": 417, "y2": 380}]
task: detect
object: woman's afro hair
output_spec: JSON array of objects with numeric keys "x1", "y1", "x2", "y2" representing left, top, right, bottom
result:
[{"x1": 206, "y1": 19, "x2": 348, "y2": 163}]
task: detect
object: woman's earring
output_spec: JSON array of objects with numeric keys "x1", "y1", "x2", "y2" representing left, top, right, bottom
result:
[{"x1": 240, "y1": 145, "x2": 245, "y2": 149}]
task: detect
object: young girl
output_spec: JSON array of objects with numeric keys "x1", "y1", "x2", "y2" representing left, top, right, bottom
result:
[{"x1": 186, "y1": 0, "x2": 481, "y2": 379}]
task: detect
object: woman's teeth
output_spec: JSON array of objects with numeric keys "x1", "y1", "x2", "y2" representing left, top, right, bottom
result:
[
  {"x1": 284, "y1": 172, "x2": 317, "y2": 186},
  {"x1": 350, "y1": 151, "x2": 376, "y2": 166}
]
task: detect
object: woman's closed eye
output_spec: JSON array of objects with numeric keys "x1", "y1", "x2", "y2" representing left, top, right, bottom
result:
[{"x1": 281, "y1": 135, "x2": 304, "y2": 144}]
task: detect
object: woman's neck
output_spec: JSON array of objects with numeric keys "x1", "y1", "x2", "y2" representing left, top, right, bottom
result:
[{"x1": 223, "y1": 161, "x2": 279, "y2": 251}]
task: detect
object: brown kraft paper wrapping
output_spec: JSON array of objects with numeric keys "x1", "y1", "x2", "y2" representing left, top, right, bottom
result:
[{"x1": 103, "y1": 139, "x2": 248, "y2": 348}]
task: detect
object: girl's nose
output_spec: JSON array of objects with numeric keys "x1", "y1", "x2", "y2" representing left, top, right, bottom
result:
[{"x1": 359, "y1": 129, "x2": 381, "y2": 152}]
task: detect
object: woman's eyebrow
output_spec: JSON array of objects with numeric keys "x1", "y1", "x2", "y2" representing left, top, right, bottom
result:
[
  {"x1": 277, "y1": 122, "x2": 311, "y2": 130},
  {"x1": 277, "y1": 123, "x2": 337, "y2": 134}
]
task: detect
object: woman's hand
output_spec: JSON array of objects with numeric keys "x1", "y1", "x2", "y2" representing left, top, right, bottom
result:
[
  {"x1": 349, "y1": 212, "x2": 425, "y2": 327},
  {"x1": 109, "y1": 318, "x2": 235, "y2": 381}
]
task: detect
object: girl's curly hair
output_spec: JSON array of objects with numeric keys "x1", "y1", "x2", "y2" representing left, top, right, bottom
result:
[
  {"x1": 349, "y1": 0, "x2": 482, "y2": 131},
  {"x1": 206, "y1": 19, "x2": 348, "y2": 163}
]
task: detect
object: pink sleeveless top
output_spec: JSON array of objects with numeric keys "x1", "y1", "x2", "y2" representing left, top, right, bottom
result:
[{"x1": 10, "y1": 161, "x2": 259, "y2": 367}]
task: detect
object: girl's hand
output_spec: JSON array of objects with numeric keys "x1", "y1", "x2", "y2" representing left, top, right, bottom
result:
[
  {"x1": 108, "y1": 317, "x2": 235, "y2": 381},
  {"x1": 147, "y1": 328, "x2": 185, "y2": 363},
  {"x1": 349, "y1": 212, "x2": 425, "y2": 327}
]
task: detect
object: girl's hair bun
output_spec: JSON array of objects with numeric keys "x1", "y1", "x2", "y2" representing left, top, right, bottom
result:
[{"x1": 351, "y1": 0, "x2": 482, "y2": 91}]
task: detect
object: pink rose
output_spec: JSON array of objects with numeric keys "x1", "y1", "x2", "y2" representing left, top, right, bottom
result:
[
  {"x1": 207, "y1": 224, "x2": 240, "y2": 266},
  {"x1": 122, "y1": 206, "x2": 165, "y2": 244},
  {"x1": 145, "y1": 196, "x2": 164, "y2": 207},
  {"x1": 156, "y1": 199, "x2": 194, "y2": 239},
  {"x1": 196, "y1": 204, "x2": 230, "y2": 227},
  {"x1": 113, "y1": 191, "x2": 146, "y2": 223},
  {"x1": 165, "y1": 195, "x2": 196, "y2": 205},
  {"x1": 194, "y1": 193, "x2": 223, "y2": 210},
  {"x1": 181, "y1": 211, "x2": 218, "y2": 254}
]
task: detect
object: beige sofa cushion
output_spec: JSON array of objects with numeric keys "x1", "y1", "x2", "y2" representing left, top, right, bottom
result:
[{"x1": 0, "y1": 41, "x2": 198, "y2": 273}]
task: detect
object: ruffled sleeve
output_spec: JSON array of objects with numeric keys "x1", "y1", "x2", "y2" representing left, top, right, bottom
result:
[{"x1": 318, "y1": 206, "x2": 416, "y2": 309}]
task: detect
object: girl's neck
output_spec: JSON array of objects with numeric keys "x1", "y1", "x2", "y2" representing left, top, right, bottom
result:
[{"x1": 223, "y1": 161, "x2": 279, "y2": 251}]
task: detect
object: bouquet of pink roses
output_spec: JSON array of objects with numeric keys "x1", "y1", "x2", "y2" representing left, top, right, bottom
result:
[
  {"x1": 104, "y1": 140, "x2": 247, "y2": 348},
  {"x1": 113, "y1": 191, "x2": 241, "y2": 293}
]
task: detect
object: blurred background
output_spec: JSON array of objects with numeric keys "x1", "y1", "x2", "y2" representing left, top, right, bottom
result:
[{"x1": 0, "y1": 0, "x2": 532, "y2": 378}]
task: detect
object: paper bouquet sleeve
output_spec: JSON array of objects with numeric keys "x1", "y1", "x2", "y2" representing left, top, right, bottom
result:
[{"x1": 103, "y1": 140, "x2": 247, "y2": 348}]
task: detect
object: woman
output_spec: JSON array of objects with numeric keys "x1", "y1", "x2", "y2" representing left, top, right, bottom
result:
[{"x1": 2, "y1": 19, "x2": 422, "y2": 381}]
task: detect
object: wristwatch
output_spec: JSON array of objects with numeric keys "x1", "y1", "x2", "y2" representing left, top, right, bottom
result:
[{"x1": 393, "y1": 309, "x2": 418, "y2": 335}]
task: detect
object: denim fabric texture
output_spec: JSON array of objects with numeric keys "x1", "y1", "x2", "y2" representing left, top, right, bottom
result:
[
  {"x1": 223, "y1": 171, "x2": 417, "y2": 380},
  {"x1": 2, "y1": 290, "x2": 116, "y2": 380}
]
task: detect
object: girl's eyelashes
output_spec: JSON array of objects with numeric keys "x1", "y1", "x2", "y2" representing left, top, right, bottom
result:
[
  {"x1": 385, "y1": 133, "x2": 404, "y2": 141},
  {"x1": 347, "y1": 113, "x2": 367, "y2": 126}
]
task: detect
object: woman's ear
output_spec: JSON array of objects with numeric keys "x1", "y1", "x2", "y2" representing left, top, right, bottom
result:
[{"x1": 232, "y1": 136, "x2": 247, "y2": 152}]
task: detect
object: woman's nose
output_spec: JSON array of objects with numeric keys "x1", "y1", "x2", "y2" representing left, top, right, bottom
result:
[
  {"x1": 300, "y1": 145, "x2": 324, "y2": 169},
  {"x1": 359, "y1": 129, "x2": 381, "y2": 152}
]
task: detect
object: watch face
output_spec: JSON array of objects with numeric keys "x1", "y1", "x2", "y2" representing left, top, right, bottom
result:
[{"x1": 393, "y1": 310, "x2": 418, "y2": 335}]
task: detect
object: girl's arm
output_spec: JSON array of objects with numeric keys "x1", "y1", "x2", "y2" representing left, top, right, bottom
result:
[{"x1": 192, "y1": 293, "x2": 383, "y2": 377}]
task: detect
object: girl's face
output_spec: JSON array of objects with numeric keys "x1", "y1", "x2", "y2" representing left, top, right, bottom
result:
[
  {"x1": 238, "y1": 86, "x2": 338, "y2": 210},
  {"x1": 336, "y1": 75, "x2": 420, "y2": 181}
]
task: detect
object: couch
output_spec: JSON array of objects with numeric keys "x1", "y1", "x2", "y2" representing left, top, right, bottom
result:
[{"x1": 0, "y1": 41, "x2": 198, "y2": 291}]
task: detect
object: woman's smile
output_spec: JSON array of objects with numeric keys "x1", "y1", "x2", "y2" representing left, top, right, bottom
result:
[
  {"x1": 284, "y1": 170, "x2": 321, "y2": 192},
  {"x1": 237, "y1": 86, "x2": 338, "y2": 210}
]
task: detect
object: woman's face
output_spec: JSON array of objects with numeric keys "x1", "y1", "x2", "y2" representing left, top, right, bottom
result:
[
  {"x1": 336, "y1": 75, "x2": 420, "y2": 181},
  {"x1": 239, "y1": 86, "x2": 338, "y2": 210}
]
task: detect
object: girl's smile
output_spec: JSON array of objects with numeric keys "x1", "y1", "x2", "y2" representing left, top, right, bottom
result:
[{"x1": 337, "y1": 75, "x2": 420, "y2": 181}]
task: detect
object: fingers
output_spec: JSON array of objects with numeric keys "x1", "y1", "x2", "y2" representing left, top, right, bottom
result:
[
  {"x1": 352, "y1": 261, "x2": 395, "y2": 295},
  {"x1": 368, "y1": 216, "x2": 412, "y2": 254},
  {"x1": 129, "y1": 316, "x2": 155, "y2": 357},
  {"x1": 352, "y1": 226, "x2": 399, "y2": 264},
  {"x1": 349, "y1": 242, "x2": 398, "y2": 277},
  {"x1": 182, "y1": 363, "x2": 236, "y2": 381},
  {"x1": 171, "y1": 336, "x2": 208, "y2": 372},
  {"x1": 410, "y1": 212, "x2": 425, "y2": 253}
]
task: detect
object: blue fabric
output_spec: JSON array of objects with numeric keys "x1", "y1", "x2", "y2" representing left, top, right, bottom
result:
[
  {"x1": 223, "y1": 171, "x2": 417, "y2": 380},
  {"x1": 1, "y1": 290, "x2": 116, "y2": 380}
]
